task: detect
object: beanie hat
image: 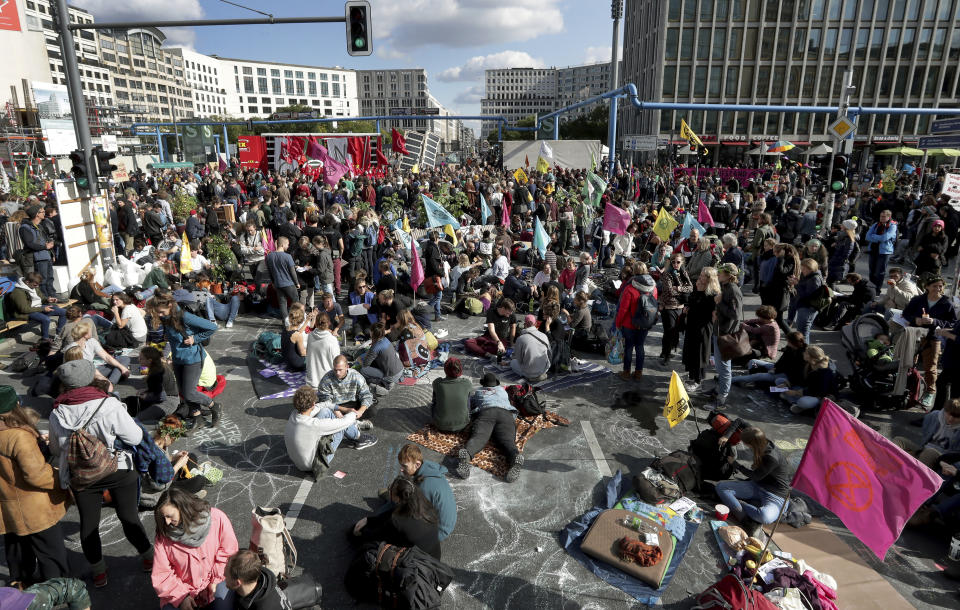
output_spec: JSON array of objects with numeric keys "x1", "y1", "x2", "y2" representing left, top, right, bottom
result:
[
  {"x1": 57, "y1": 359, "x2": 95, "y2": 389},
  {"x1": 842, "y1": 219, "x2": 858, "y2": 231},
  {"x1": 0, "y1": 386, "x2": 18, "y2": 415}
]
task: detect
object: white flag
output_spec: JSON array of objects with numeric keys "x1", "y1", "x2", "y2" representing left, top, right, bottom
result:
[{"x1": 539, "y1": 141, "x2": 554, "y2": 160}]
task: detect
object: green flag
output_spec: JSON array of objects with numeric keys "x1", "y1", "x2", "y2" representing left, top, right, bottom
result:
[{"x1": 586, "y1": 171, "x2": 607, "y2": 207}]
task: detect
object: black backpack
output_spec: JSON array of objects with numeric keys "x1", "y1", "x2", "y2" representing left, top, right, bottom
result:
[
  {"x1": 631, "y1": 293, "x2": 659, "y2": 331},
  {"x1": 505, "y1": 382, "x2": 547, "y2": 418},
  {"x1": 652, "y1": 450, "x2": 702, "y2": 494},
  {"x1": 345, "y1": 542, "x2": 453, "y2": 610},
  {"x1": 688, "y1": 428, "x2": 736, "y2": 482},
  {"x1": 572, "y1": 322, "x2": 608, "y2": 354}
]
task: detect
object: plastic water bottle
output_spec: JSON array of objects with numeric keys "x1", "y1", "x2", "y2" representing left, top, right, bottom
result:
[{"x1": 620, "y1": 517, "x2": 643, "y2": 531}]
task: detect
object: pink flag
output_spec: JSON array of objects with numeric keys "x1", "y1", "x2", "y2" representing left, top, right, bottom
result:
[
  {"x1": 698, "y1": 199, "x2": 715, "y2": 226},
  {"x1": 305, "y1": 136, "x2": 324, "y2": 160},
  {"x1": 409, "y1": 238, "x2": 424, "y2": 292},
  {"x1": 602, "y1": 202, "x2": 631, "y2": 235},
  {"x1": 313, "y1": 141, "x2": 350, "y2": 187},
  {"x1": 218, "y1": 155, "x2": 228, "y2": 173},
  {"x1": 501, "y1": 198, "x2": 510, "y2": 226},
  {"x1": 791, "y1": 400, "x2": 942, "y2": 559}
]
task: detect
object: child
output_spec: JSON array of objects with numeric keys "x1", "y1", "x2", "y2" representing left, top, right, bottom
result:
[
  {"x1": 130, "y1": 346, "x2": 179, "y2": 421},
  {"x1": 866, "y1": 333, "x2": 894, "y2": 364}
]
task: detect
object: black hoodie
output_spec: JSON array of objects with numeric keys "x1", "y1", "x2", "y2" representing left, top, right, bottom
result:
[{"x1": 237, "y1": 567, "x2": 285, "y2": 610}]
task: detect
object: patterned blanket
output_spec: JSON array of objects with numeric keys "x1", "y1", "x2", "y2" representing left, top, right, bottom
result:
[
  {"x1": 406, "y1": 411, "x2": 570, "y2": 478},
  {"x1": 453, "y1": 340, "x2": 612, "y2": 392}
]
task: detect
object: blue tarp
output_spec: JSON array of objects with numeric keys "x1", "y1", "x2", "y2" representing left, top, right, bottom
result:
[{"x1": 560, "y1": 470, "x2": 700, "y2": 606}]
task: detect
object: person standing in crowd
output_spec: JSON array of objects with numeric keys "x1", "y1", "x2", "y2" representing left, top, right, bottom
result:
[
  {"x1": 18, "y1": 205, "x2": 56, "y2": 297},
  {"x1": 865, "y1": 209, "x2": 898, "y2": 294},
  {"x1": 615, "y1": 272, "x2": 658, "y2": 382},
  {"x1": 682, "y1": 267, "x2": 720, "y2": 393},
  {"x1": 265, "y1": 236, "x2": 300, "y2": 323},
  {"x1": 0, "y1": 386, "x2": 70, "y2": 586},
  {"x1": 760, "y1": 244, "x2": 800, "y2": 336},
  {"x1": 788, "y1": 259, "x2": 825, "y2": 344},
  {"x1": 657, "y1": 253, "x2": 693, "y2": 365},
  {"x1": 423, "y1": 231, "x2": 447, "y2": 322},
  {"x1": 709, "y1": 264, "x2": 744, "y2": 410},
  {"x1": 146, "y1": 293, "x2": 222, "y2": 430},
  {"x1": 48, "y1": 360, "x2": 154, "y2": 588}
]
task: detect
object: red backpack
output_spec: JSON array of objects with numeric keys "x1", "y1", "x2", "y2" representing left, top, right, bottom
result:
[
  {"x1": 505, "y1": 382, "x2": 546, "y2": 418},
  {"x1": 692, "y1": 574, "x2": 778, "y2": 610}
]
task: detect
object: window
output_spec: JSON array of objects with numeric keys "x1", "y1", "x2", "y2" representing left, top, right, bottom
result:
[
  {"x1": 788, "y1": 66, "x2": 802, "y2": 96},
  {"x1": 808, "y1": 28, "x2": 822, "y2": 55},
  {"x1": 272, "y1": 78, "x2": 281, "y2": 94},
  {"x1": 728, "y1": 28, "x2": 743, "y2": 56},
  {"x1": 760, "y1": 27, "x2": 773, "y2": 59},
  {"x1": 258, "y1": 78, "x2": 267, "y2": 94},
  {"x1": 880, "y1": 65, "x2": 895, "y2": 95},
  {"x1": 924, "y1": 66, "x2": 940, "y2": 95},
  {"x1": 824, "y1": 28, "x2": 838, "y2": 55},
  {"x1": 942, "y1": 66, "x2": 956, "y2": 95},
  {"x1": 895, "y1": 66, "x2": 909, "y2": 95},
  {"x1": 332, "y1": 83, "x2": 340, "y2": 97},
  {"x1": 666, "y1": 28, "x2": 679, "y2": 60},
  {"x1": 877, "y1": 0, "x2": 890, "y2": 20},
  {"x1": 744, "y1": 27, "x2": 757, "y2": 60},
  {"x1": 662, "y1": 65, "x2": 676, "y2": 95},
  {"x1": 812, "y1": 0, "x2": 826, "y2": 19},
  {"x1": 694, "y1": 66, "x2": 707, "y2": 96},
  {"x1": 717, "y1": 0, "x2": 730, "y2": 20},
  {"x1": 793, "y1": 27, "x2": 807, "y2": 58},
  {"x1": 887, "y1": 28, "x2": 901, "y2": 58},
  {"x1": 918, "y1": 27, "x2": 932, "y2": 57},
  {"x1": 938, "y1": 0, "x2": 952, "y2": 19},
  {"x1": 894, "y1": 0, "x2": 907, "y2": 20},
  {"x1": 680, "y1": 28, "x2": 694, "y2": 60},
  {"x1": 285, "y1": 79, "x2": 294, "y2": 94},
  {"x1": 948, "y1": 28, "x2": 959, "y2": 59},
  {"x1": 757, "y1": 66, "x2": 771, "y2": 97},
  {"x1": 308, "y1": 72, "x2": 316, "y2": 80},
  {"x1": 284, "y1": 70, "x2": 293, "y2": 78},
  {"x1": 838, "y1": 27, "x2": 853, "y2": 59},
  {"x1": 683, "y1": 0, "x2": 696, "y2": 21},
  {"x1": 855, "y1": 29, "x2": 869, "y2": 58},
  {"x1": 320, "y1": 82, "x2": 329, "y2": 96},
  {"x1": 308, "y1": 81, "x2": 317, "y2": 96},
  {"x1": 828, "y1": 0, "x2": 841, "y2": 19},
  {"x1": 725, "y1": 66, "x2": 739, "y2": 96},
  {"x1": 242, "y1": 66, "x2": 252, "y2": 75},
  {"x1": 677, "y1": 66, "x2": 691, "y2": 97},
  {"x1": 697, "y1": 29, "x2": 711, "y2": 60},
  {"x1": 713, "y1": 28, "x2": 727, "y2": 59},
  {"x1": 803, "y1": 69, "x2": 816, "y2": 96}
]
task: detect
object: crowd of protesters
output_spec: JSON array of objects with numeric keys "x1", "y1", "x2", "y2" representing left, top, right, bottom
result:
[{"x1": 3, "y1": 148, "x2": 960, "y2": 605}]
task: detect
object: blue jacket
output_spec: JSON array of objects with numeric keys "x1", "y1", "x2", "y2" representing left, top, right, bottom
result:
[
  {"x1": 265, "y1": 250, "x2": 298, "y2": 288},
  {"x1": 921, "y1": 409, "x2": 960, "y2": 453},
  {"x1": 163, "y1": 308, "x2": 218, "y2": 365},
  {"x1": 373, "y1": 460, "x2": 457, "y2": 541},
  {"x1": 865, "y1": 221, "x2": 898, "y2": 255},
  {"x1": 18, "y1": 220, "x2": 51, "y2": 261},
  {"x1": 117, "y1": 420, "x2": 174, "y2": 484},
  {"x1": 469, "y1": 386, "x2": 517, "y2": 414},
  {"x1": 902, "y1": 294, "x2": 957, "y2": 330}
]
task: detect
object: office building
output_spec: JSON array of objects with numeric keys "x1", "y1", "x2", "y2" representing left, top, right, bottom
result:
[
  {"x1": 620, "y1": 0, "x2": 960, "y2": 163},
  {"x1": 213, "y1": 56, "x2": 358, "y2": 121},
  {"x1": 355, "y1": 68, "x2": 463, "y2": 145},
  {"x1": 169, "y1": 47, "x2": 227, "y2": 119}
]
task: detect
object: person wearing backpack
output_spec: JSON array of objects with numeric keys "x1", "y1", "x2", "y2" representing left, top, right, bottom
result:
[
  {"x1": 48, "y1": 359, "x2": 154, "y2": 588},
  {"x1": 615, "y1": 273, "x2": 658, "y2": 382},
  {"x1": 715, "y1": 427, "x2": 791, "y2": 536}
]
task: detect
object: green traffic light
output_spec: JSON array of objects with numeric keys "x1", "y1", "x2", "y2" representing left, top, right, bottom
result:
[
  {"x1": 354, "y1": 37, "x2": 366, "y2": 48},
  {"x1": 77, "y1": 177, "x2": 89, "y2": 189}
]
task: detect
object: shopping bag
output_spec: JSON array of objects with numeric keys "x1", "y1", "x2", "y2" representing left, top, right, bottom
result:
[
  {"x1": 606, "y1": 328, "x2": 624, "y2": 365},
  {"x1": 664, "y1": 371, "x2": 691, "y2": 428}
]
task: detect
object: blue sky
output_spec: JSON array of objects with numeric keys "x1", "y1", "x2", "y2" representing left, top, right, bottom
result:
[{"x1": 78, "y1": 0, "x2": 621, "y2": 133}]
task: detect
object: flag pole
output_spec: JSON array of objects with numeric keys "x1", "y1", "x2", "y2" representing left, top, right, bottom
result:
[{"x1": 746, "y1": 487, "x2": 794, "y2": 591}]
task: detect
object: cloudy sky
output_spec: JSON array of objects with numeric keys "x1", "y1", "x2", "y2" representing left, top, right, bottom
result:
[{"x1": 78, "y1": 0, "x2": 621, "y2": 133}]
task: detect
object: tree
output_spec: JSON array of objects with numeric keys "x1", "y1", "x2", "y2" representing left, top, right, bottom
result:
[
  {"x1": 559, "y1": 105, "x2": 609, "y2": 144},
  {"x1": 497, "y1": 114, "x2": 537, "y2": 141}
]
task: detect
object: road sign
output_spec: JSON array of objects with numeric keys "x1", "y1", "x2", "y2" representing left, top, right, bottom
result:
[
  {"x1": 623, "y1": 135, "x2": 658, "y2": 152},
  {"x1": 828, "y1": 117, "x2": 856, "y2": 140},
  {"x1": 100, "y1": 134, "x2": 118, "y2": 152},
  {"x1": 931, "y1": 118, "x2": 960, "y2": 134},
  {"x1": 918, "y1": 135, "x2": 960, "y2": 148}
]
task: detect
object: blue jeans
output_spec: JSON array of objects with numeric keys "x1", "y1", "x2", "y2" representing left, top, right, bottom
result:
[
  {"x1": 716, "y1": 479, "x2": 787, "y2": 524},
  {"x1": 795, "y1": 306, "x2": 817, "y2": 344},
  {"x1": 712, "y1": 334, "x2": 732, "y2": 399},
  {"x1": 428, "y1": 288, "x2": 443, "y2": 317},
  {"x1": 869, "y1": 251, "x2": 890, "y2": 291},
  {"x1": 782, "y1": 392, "x2": 821, "y2": 411},
  {"x1": 161, "y1": 581, "x2": 234, "y2": 610},
  {"x1": 86, "y1": 313, "x2": 113, "y2": 331},
  {"x1": 360, "y1": 366, "x2": 403, "y2": 389},
  {"x1": 34, "y1": 259, "x2": 56, "y2": 298},
  {"x1": 28, "y1": 306, "x2": 66, "y2": 339},
  {"x1": 206, "y1": 295, "x2": 240, "y2": 323},
  {"x1": 621, "y1": 327, "x2": 648, "y2": 374},
  {"x1": 732, "y1": 360, "x2": 788, "y2": 386},
  {"x1": 314, "y1": 407, "x2": 359, "y2": 462},
  {"x1": 101, "y1": 285, "x2": 125, "y2": 295}
]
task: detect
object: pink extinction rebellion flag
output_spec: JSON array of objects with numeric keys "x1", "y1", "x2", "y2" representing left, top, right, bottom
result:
[
  {"x1": 409, "y1": 238, "x2": 424, "y2": 292},
  {"x1": 602, "y1": 202, "x2": 631, "y2": 235},
  {"x1": 697, "y1": 200, "x2": 715, "y2": 226},
  {"x1": 791, "y1": 399, "x2": 942, "y2": 559}
]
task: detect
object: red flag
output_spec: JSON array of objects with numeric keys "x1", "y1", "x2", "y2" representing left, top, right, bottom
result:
[
  {"x1": 525, "y1": 154, "x2": 530, "y2": 168},
  {"x1": 375, "y1": 144, "x2": 390, "y2": 169},
  {"x1": 347, "y1": 136, "x2": 370, "y2": 174},
  {"x1": 282, "y1": 137, "x2": 305, "y2": 163},
  {"x1": 697, "y1": 199, "x2": 715, "y2": 226},
  {"x1": 305, "y1": 136, "x2": 324, "y2": 159},
  {"x1": 218, "y1": 156, "x2": 227, "y2": 173},
  {"x1": 791, "y1": 400, "x2": 942, "y2": 559},
  {"x1": 409, "y1": 238, "x2": 424, "y2": 292},
  {"x1": 391, "y1": 128, "x2": 409, "y2": 155}
]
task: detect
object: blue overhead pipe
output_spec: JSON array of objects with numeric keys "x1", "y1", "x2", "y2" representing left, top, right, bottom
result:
[{"x1": 131, "y1": 114, "x2": 509, "y2": 132}]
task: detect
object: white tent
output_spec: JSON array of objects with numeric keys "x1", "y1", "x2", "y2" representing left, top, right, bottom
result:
[
  {"x1": 746, "y1": 146, "x2": 775, "y2": 156},
  {"x1": 806, "y1": 143, "x2": 833, "y2": 155}
]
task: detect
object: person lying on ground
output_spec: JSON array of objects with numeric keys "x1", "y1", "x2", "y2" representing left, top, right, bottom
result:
[{"x1": 455, "y1": 373, "x2": 524, "y2": 483}]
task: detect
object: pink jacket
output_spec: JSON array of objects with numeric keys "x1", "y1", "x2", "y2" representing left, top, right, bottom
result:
[{"x1": 152, "y1": 507, "x2": 239, "y2": 608}]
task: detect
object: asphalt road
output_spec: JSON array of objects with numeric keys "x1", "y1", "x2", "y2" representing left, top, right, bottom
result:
[{"x1": 1, "y1": 282, "x2": 958, "y2": 609}]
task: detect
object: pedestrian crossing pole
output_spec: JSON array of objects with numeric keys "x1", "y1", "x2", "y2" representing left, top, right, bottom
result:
[{"x1": 821, "y1": 70, "x2": 855, "y2": 237}]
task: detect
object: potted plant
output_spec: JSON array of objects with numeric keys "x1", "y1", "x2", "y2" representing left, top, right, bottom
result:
[
  {"x1": 204, "y1": 234, "x2": 239, "y2": 289},
  {"x1": 171, "y1": 191, "x2": 198, "y2": 226}
]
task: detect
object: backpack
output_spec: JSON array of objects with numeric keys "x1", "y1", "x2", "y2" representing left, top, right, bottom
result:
[
  {"x1": 631, "y1": 293, "x2": 659, "y2": 331},
  {"x1": 591, "y1": 289, "x2": 612, "y2": 318},
  {"x1": 349, "y1": 231, "x2": 367, "y2": 258},
  {"x1": 67, "y1": 397, "x2": 118, "y2": 491},
  {"x1": 758, "y1": 256, "x2": 777, "y2": 285},
  {"x1": 692, "y1": 574, "x2": 779, "y2": 610},
  {"x1": 252, "y1": 332, "x2": 283, "y2": 364},
  {"x1": 688, "y1": 428, "x2": 736, "y2": 482},
  {"x1": 505, "y1": 382, "x2": 547, "y2": 418},
  {"x1": 345, "y1": 542, "x2": 454, "y2": 610},
  {"x1": 250, "y1": 506, "x2": 298, "y2": 582},
  {"x1": 572, "y1": 322, "x2": 608, "y2": 354},
  {"x1": 808, "y1": 284, "x2": 834, "y2": 312},
  {"x1": 651, "y1": 449, "x2": 701, "y2": 494},
  {"x1": 632, "y1": 469, "x2": 682, "y2": 504}
]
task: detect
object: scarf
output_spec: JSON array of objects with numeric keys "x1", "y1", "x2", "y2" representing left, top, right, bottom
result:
[
  {"x1": 166, "y1": 509, "x2": 211, "y2": 548},
  {"x1": 53, "y1": 386, "x2": 109, "y2": 409},
  {"x1": 874, "y1": 221, "x2": 889, "y2": 235},
  {"x1": 16, "y1": 279, "x2": 42, "y2": 307}
]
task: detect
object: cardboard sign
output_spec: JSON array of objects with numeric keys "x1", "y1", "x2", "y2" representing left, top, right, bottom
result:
[
  {"x1": 111, "y1": 161, "x2": 128, "y2": 183},
  {"x1": 943, "y1": 173, "x2": 960, "y2": 209}
]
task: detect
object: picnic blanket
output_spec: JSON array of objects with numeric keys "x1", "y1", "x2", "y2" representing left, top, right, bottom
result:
[
  {"x1": 453, "y1": 340, "x2": 612, "y2": 392},
  {"x1": 253, "y1": 358, "x2": 305, "y2": 400},
  {"x1": 406, "y1": 410, "x2": 570, "y2": 478},
  {"x1": 560, "y1": 471, "x2": 699, "y2": 606}
]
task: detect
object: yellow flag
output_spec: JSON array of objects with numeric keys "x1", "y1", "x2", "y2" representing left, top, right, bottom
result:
[
  {"x1": 513, "y1": 168, "x2": 527, "y2": 184},
  {"x1": 680, "y1": 118, "x2": 704, "y2": 153},
  {"x1": 411, "y1": 163, "x2": 420, "y2": 174},
  {"x1": 664, "y1": 371, "x2": 691, "y2": 428},
  {"x1": 179, "y1": 232, "x2": 193, "y2": 274},
  {"x1": 652, "y1": 207, "x2": 679, "y2": 242},
  {"x1": 536, "y1": 156, "x2": 550, "y2": 174},
  {"x1": 443, "y1": 224, "x2": 458, "y2": 246},
  {"x1": 402, "y1": 214, "x2": 411, "y2": 233}
]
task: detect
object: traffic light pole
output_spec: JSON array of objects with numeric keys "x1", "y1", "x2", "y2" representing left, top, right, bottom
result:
[
  {"x1": 821, "y1": 69, "x2": 854, "y2": 237},
  {"x1": 54, "y1": 0, "x2": 99, "y2": 195}
]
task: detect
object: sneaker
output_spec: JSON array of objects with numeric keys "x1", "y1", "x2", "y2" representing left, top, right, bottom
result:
[
  {"x1": 921, "y1": 392, "x2": 936, "y2": 409},
  {"x1": 505, "y1": 453, "x2": 525, "y2": 483},
  {"x1": 686, "y1": 381, "x2": 701, "y2": 393},
  {"x1": 357, "y1": 419, "x2": 374, "y2": 431},
  {"x1": 352, "y1": 433, "x2": 378, "y2": 450},
  {"x1": 530, "y1": 373, "x2": 549, "y2": 382},
  {"x1": 790, "y1": 404, "x2": 805, "y2": 415},
  {"x1": 208, "y1": 403, "x2": 222, "y2": 428},
  {"x1": 456, "y1": 448, "x2": 472, "y2": 479},
  {"x1": 707, "y1": 395, "x2": 727, "y2": 411},
  {"x1": 93, "y1": 570, "x2": 108, "y2": 588},
  {"x1": 225, "y1": 321, "x2": 234, "y2": 328}
]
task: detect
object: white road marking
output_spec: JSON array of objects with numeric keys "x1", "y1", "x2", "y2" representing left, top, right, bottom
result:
[
  {"x1": 284, "y1": 477, "x2": 314, "y2": 531},
  {"x1": 580, "y1": 420, "x2": 612, "y2": 476}
]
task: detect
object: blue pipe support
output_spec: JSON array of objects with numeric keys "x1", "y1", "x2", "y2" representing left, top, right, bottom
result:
[
  {"x1": 553, "y1": 118, "x2": 559, "y2": 140},
  {"x1": 375, "y1": 119, "x2": 380, "y2": 133},
  {"x1": 130, "y1": 114, "x2": 509, "y2": 131},
  {"x1": 222, "y1": 124, "x2": 229, "y2": 157},
  {"x1": 497, "y1": 123, "x2": 502, "y2": 141},
  {"x1": 214, "y1": 135, "x2": 221, "y2": 157},
  {"x1": 156, "y1": 127, "x2": 164, "y2": 163},
  {"x1": 607, "y1": 97, "x2": 618, "y2": 180}
]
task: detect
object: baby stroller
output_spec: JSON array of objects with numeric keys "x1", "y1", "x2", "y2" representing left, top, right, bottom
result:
[{"x1": 841, "y1": 313, "x2": 924, "y2": 410}]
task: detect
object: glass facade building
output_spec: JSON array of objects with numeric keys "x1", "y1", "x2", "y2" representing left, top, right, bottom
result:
[{"x1": 621, "y1": 0, "x2": 960, "y2": 161}]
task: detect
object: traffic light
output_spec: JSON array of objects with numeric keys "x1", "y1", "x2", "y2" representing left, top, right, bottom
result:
[
  {"x1": 345, "y1": 1, "x2": 372, "y2": 56},
  {"x1": 831, "y1": 154, "x2": 848, "y2": 191},
  {"x1": 93, "y1": 145, "x2": 117, "y2": 178},
  {"x1": 69, "y1": 149, "x2": 89, "y2": 191}
]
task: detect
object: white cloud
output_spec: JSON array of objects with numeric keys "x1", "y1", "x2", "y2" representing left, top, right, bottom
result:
[
  {"x1": 583, "y1": 46, "x2": 612, "y2": 64},
  {"x1": 453, "y1": 85, "x2": 485, "y2": 105},
  {"x1": 80, "y1": 0, "x2": 204, "y2": 46},
  {"x1": 372, "y1": 0, "x2": 564, "y2": 53},
  {"x1": 438, "y1": 50, "x2": 545, "y2": 82}
]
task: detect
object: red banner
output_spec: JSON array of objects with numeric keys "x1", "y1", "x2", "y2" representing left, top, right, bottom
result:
[
  {"x1": 0, "y1": 0, "x2": 22, "y2": 31},
  {"x1": 237, "y1": 135, "x2": 267, "y2": 172}
]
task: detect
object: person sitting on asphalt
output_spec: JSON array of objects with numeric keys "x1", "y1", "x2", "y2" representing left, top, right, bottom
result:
[
  {"x1": 455, "y1": 373, "x2": 524, "y2": 483},
  {"x1": 431, "y1": 357, "x2": 472, "y2": 433},
  {"x1": 316, "y1": 355, "x2": 375, "y2": 420},
  {"x1": 284, "y1": 386, "x2": 376, "y2": 479},
  {"x1": 9, "y1": 271, "x2": 66, "y2": 341},
  {"x1": 359, "y1": 322, "x2": 404, "y2": 394},
  {"x1": 281, "y1": 307, "x2": 311, "y2": 372},
  {"x1": 877, "y1": 267, "x2": 921, "y2": 314},
  {"x1": 503, "y1": 265, "x2": 536, "y2": 304},
  {"x1": 351, "y1": 476, "x2": 442, "y2": 559},
  {"x1": 510, "y1": 314, "x2": 550, "y2": 382},
  {"x1": 739, "y1": 305, "x2": 780, "y2": 363},
  {"x1": 305, "y1": 314, "x2": 340, "y2": 390},
  {"x1": 316, "y1": 292, "x2": 344, "y2": 337},
  {"x1": 716, "y1": 427, "x2": 791, "y2": 536},
  {"x1": 464, "y1": 297, "x2": 517, "y2": 358},
  {"x1": 348, "y1": 277, "x2": 377, "y2": 339},
  {"x1": 225, "y1": 550, "x2": 321, "y2": 610},
  {"x1": 893, "y1": 399, "x2": 960, "y2": 469},
  {"x1": 732, "y1": 331, "x2": 808, "y2": 389},
  {"x1": 779, "y1": 346, "x2": 844, "y2": 415}
]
